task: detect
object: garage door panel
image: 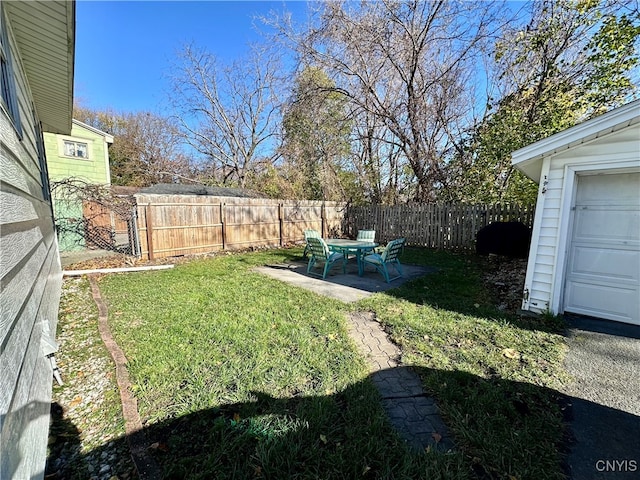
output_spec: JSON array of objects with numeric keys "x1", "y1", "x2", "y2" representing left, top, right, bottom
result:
[
  {"x1": 569, "y1": 246, "x2": 640, "y2": 283},
  {"x1": 565, "y1": 173, "x2": 639, "y2": 325},
  {"x1": 572, "y1": 209, "x2": 640, "y2": 243},
  {"x1": 576, "y1": 173, "x2": 640, "y2": 204},
  {"x1": 565, "y1": 281, "x2": 639, "y2": 324}
]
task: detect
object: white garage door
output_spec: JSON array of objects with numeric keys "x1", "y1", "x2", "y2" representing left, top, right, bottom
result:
[{"x1": 564, "y1": 172, "x2": 640, "y2": 324}]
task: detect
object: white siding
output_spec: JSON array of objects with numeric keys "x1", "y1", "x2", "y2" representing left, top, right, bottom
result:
[
  {"x1": 523, "y1": 125, "x2": 640, "y2": 316},
  {"x1": 0, "y1": 12, "x2": 62, "y2": 480}
]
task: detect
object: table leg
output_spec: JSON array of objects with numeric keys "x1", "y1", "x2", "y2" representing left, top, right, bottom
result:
[{"x1": 358, "y1": 247, "x2": 375, "y2": 276}]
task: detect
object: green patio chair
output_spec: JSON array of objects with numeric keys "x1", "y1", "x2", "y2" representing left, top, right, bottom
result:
[
  {"x1": 343, "y1": 229, "x2": 377, "y2": 261},
  {"x1": 306, "y1": 236, "x2": 346, "y2": 278},
  {"x1": 356, "y1": 229, "x2": 376, "y2": 242},
  {"x1": 360, "y1": 238, "x2": 406, "y2": 283},
  {"x1": 303, "y1": 229, "x2": 322, "y2": 258}
]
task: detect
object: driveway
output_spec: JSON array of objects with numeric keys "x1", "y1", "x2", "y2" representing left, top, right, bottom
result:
[{"x1": 562, "y1": 314, "x2": 640, "y2": 479}]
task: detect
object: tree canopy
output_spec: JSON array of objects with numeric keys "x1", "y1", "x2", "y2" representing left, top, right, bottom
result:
[{"x1": 80, "y1": 0, "x2": 640, "y2": 204}]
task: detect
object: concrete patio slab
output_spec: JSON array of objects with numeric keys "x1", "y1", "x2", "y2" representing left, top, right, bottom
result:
[{"x1": 254, "y1": 260, "x2": 435, "y2": 302}]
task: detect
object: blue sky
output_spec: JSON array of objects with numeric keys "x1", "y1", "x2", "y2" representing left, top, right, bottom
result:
[{"x1": 74, "y1": 1, "x2": 308, "y2": 113}]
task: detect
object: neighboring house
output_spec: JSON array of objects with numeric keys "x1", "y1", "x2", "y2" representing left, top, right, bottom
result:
[
  {"x1": 44, "y1": 119, "x2": 114, "y2": 251},
  {"x1": 512, "y1": 100, "x2": 640, "y2": 325},
  {"x1": 0, "y1": 1, "x2": 75, "y2": 478}
]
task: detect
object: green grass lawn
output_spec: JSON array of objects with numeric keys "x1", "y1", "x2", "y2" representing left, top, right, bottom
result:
[{"x1": 99, "y1": 247, "x2": 568, "y2": 479}]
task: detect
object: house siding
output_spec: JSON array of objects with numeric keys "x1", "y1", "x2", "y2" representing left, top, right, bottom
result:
[
  {"x1": 0, "y1": 10, "x2": 63, "y2": 480},
  {"x1": 522, "y1": 125, "x2": 640, "y2": 315}
]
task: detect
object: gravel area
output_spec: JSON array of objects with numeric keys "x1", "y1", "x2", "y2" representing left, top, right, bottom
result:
[{"x1": 563, "y1": 318, "x2": 640, "y2": 416}]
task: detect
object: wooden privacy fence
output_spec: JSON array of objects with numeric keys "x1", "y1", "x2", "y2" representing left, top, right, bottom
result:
[
  {"x1": 134, "y1": 194, "x2": 345, "y2": 260},
  {"x1": 131, "y1": 196, "x2": 535, "y2": 260},
  {"x1": 344, "y1": 203, "x2": 536, "y2": 250}
]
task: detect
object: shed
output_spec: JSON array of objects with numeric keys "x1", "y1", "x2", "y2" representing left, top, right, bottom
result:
[{"x1": 512, "y1": 100, "x2": 640, "y2": 325}]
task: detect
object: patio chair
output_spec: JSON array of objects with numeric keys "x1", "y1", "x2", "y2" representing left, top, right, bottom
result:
[
  {"x1": 343, "y1": 229, "x2": 377, "y2": 261},
  {"x1": 303, "y1": 229, "x2": 322, "y2": 258},
  {"x1": 306, "y1": 237, "x2": 346, "y2": 279},
  {"x1": 356, "y1": 230, "x2": 376, "y2": 242},
  {"x1": 361, "y1": 238, "x2": 406, "y2": 283}
]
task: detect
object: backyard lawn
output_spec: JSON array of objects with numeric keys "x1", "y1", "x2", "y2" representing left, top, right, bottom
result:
[{"x1": 58, "y1": 247, "x2": 569, "y2": 479}]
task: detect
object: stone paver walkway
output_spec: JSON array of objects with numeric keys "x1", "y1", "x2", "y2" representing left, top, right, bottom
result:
[{"x1": 347, "y1": 312, "x2": 454, "y2": 452}]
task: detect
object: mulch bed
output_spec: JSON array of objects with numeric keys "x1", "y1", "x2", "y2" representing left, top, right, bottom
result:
[{"x1": 479, "y1": 255, "x2": 528, "y2": 315}]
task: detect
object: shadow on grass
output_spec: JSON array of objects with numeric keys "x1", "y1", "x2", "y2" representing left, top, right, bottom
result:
[{"x1": 46, "y1": 366, "x2": 640, "y2": 480}]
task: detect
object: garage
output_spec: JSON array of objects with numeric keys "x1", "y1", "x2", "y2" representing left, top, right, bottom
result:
[
  {"x1": 511, "y1": 99, "x2": 640, "y2": 325},
  {"x1": 564, "y1": 173, "x2": 640, "y2": 324}
]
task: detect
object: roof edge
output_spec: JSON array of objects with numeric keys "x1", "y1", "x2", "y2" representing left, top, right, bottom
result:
[
  {"x1": 73, "y1": 119, "x2": 114, "y2": 143},
  {"x1": 511, "y1": 99, "x2": 640, "y2": 182},
  {"x1": 5, "y1": 1, "x2": 75, "y2": 134}
]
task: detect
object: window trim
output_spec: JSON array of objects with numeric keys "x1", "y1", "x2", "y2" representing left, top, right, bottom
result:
[
  {"x1": 58, "y1": 136, "x2": 92, "y2": 160},
  {"x1": 0, "y1": 5, "x2": 23, "y2": 138}
]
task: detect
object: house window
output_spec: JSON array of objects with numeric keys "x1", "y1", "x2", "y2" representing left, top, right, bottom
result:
[
  {"x1": 0, "y1": 6, "x2": 22, "y2": 137},
  {"x1": 63, "y1": 140, "x2": 89, "y2": 159}
]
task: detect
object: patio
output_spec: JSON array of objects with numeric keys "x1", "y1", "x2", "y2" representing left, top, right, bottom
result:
[{"x1": 254, "y1": 260, "x2": 436, "y2": 302}]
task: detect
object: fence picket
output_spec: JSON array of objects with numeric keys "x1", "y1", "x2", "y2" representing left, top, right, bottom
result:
[{"x1": 346, "y1": 203, "x2": 535, "y2": 250}]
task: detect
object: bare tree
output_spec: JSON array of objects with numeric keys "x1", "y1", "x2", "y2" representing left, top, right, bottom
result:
[
  {"x1": 74, "y1": 106, "x2": 194, "y2": 186},
  {"x1": 349, "y1": 104, "x2": 407, "y2": 204},
  {"x1": 169, "y1": 44, "x2": 283, "y2": 188},
  {"x1": 286, "y1": 0, "x2": 501, "y2": 201}
]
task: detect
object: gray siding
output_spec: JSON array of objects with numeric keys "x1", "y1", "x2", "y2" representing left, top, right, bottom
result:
[{"x1": 1, "y1": 11, "x2": 62, "y2": 480}]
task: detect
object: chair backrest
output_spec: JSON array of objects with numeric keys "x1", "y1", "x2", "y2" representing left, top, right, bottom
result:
[
  {"x1": 381, "y1": 238, "x2": 405, "y2": 262},
  {"x1": 357, "y1": 230, "x2": 376, "y2": 242},
  {"x1": 304, "y1": 229, "x2": 321, "y2": 241},
  {"x1": 306, "y1": 236, "x2": 329, "y2": 259}
]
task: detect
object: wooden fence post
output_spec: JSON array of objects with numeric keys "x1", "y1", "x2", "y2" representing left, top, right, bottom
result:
[
  {"x1": 220, "y1": 203, "x2": 226, "y2": 250},
  {"x1": 278, "y1": 203, "x2": 284, "y2": 247},
  {"x1": 145, "y1": 204, "x2": 154, "y2": 261}
]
